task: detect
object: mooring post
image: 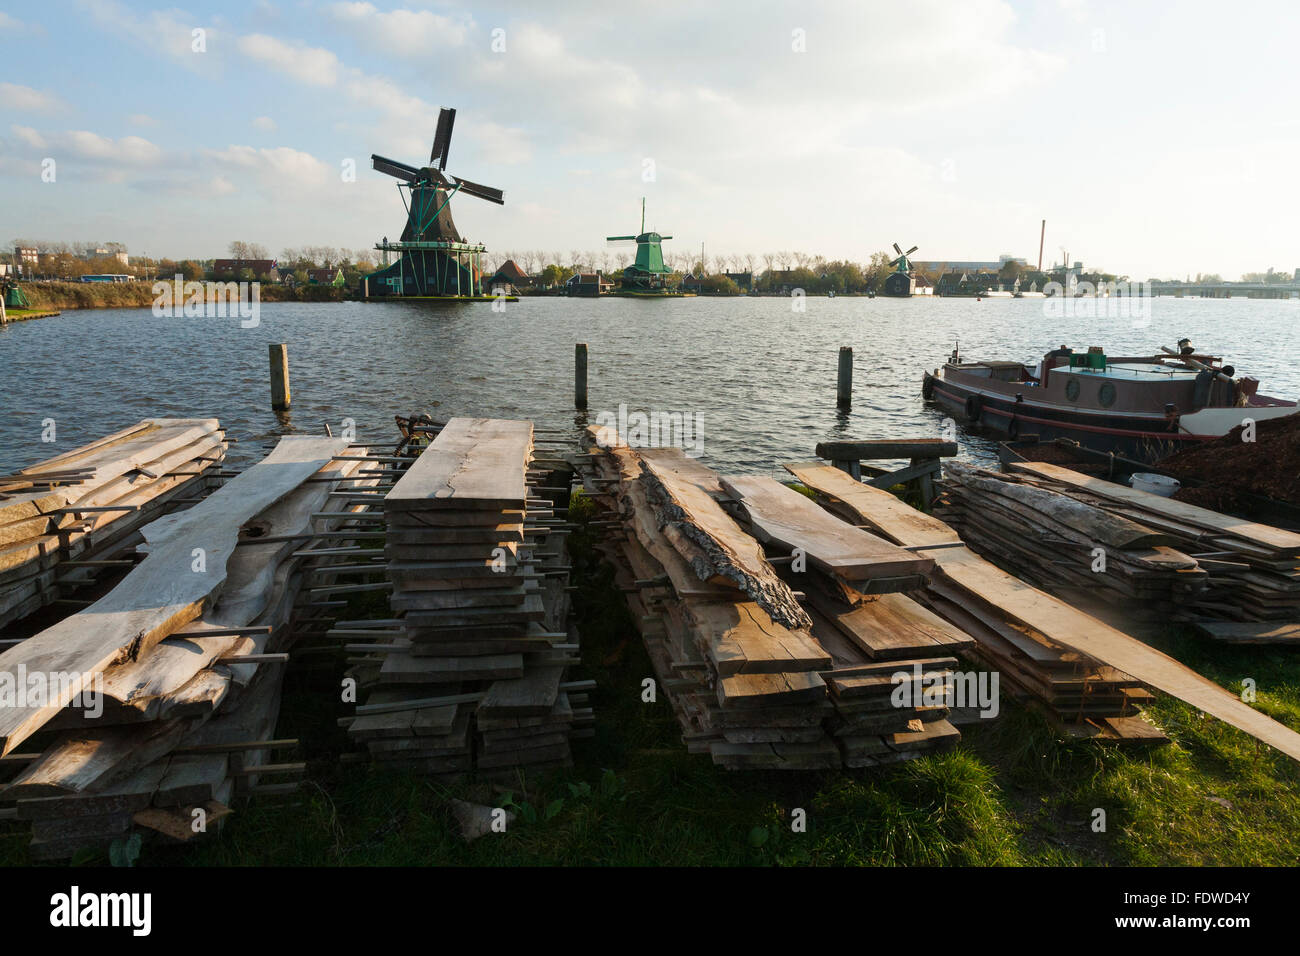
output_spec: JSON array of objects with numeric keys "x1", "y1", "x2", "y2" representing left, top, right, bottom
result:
[
  {"x1": 836, "y1": 346, "x2": 853, "y2": 409},
  {"x1": 269, "y1": 342, "x2": 291, "y2": 411},
  {"x1": 575, "y1": 342, "x2": 588, "y2": 409}
]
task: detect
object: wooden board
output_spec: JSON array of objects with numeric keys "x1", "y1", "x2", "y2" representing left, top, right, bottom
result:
[
  {"x1": 1007, "y1": 461, "x2": 1300, "y2": 555},
  {"x1": 385, "y1": 418, "x2": 532, "y2": 511},
  {"x1": 640, "y1": 455, "x2": 810, "y2": 629},
  {"x1": 0, "y1": 436, "x2": 347, "y2": 755},
  {"x1": 721, "y1": 474, "x2": 933, "y2": 581},
  {"x1": 688, "y1": 600, "x2": 830, "y2": 676},
  {"x1": 784, "y1": 462, "x2": 961, "y2": 549}
]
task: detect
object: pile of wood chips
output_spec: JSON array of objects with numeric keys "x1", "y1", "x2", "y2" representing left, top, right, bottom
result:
[
  {"x1": 0, "y1": 419, "x2": 228, "y2": 629},
  {"x1": 344, "y1": 418, "x2": 591, "y2": 775},
  {"x1": 0, "y1": 435, "x2": 367, "y2": 859},
  {"x1": 580, "y1": 430, "x2": 968, "y2": 770}
]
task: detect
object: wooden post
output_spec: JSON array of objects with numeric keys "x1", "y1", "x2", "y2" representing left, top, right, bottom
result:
[
  {"x1": 575, "y1": 343, "x2": 588, "y2": 409},
  {"x1": 269, "y1": 343, "x2": 291, "y2": 411},
  {"x1": 836, "y1": 346, "x2": 853, "y2": 409}
]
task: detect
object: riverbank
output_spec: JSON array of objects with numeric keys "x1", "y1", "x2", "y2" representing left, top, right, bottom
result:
[
  {"x1": 0, "y1": 309, "x2": 61, "y2": 323},
  {"x1": 17, "y1": 281, "x2": 350, "y2": 312}
]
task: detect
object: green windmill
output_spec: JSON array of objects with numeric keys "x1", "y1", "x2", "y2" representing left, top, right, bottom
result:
[
  {"x1": 606, "y1": 198, "x2": 674, "y2": 292},
  {"x1": 883, "y1": 241, "x2": 919, "y2": 297}
]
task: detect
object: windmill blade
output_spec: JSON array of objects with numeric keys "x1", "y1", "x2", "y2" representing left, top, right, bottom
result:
[
  {"x1": 371, "y1": 154, "x2": 418, "y2": 182},
  {"x1": 606, "y1": 236, "x2": 637, "y2": 242},
  {"x1": 430, "y1": 107, "x2": 456, "y2": 169},
  {"x1": 905, "y1": 246, "x2": 918, "y2": 256},
  {"x1": 449, "y1": 174, "x2": 504, "y2": 205},
  {"x1": 893, "y1": 243, "x2": 903, "y2": 255}
]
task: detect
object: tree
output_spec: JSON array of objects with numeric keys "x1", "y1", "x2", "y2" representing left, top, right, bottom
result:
[{"x1": 180, "y1": 260, "x2": 205, "y2": 281}]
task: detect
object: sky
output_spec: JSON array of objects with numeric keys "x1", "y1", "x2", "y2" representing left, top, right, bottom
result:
[{"x1": 1, "y1": 0, "x2": 1297, "y2": 279}]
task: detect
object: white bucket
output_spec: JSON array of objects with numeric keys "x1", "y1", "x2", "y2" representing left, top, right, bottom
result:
[{"x1": 1130, "y1": 472, "x2": 1181, "y2": 497}]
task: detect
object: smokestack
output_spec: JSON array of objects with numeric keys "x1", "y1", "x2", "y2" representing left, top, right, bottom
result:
[{"x1": 1037, "y1": 219, "x2": 1046, "y2": 272}]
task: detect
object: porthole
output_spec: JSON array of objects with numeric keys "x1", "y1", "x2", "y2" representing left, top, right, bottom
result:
[
  {"x1": 1065, "y1": 378, "x2": 1080, "y2": 402},
  {"x1": 1099, "y1": 382, "x2": 1117, "y2": 408}
]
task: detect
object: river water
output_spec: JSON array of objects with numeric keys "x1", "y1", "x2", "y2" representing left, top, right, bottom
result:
[{"x1": 2, "y1": 296, "x2": 1297, "y2": 474}]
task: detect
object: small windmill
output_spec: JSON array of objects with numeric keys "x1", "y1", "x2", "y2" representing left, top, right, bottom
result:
[
  {"x1": 883, "y1": 241, "x2": 920, "y2": 297},
  {"x1": 606, "y1": 198, "x2": 675, "y2": 292},
  {"x1": 363, "y1": 107, "x2": 505, "y2": 297}
]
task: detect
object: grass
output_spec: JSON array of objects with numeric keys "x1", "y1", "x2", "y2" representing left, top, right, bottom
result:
[{"x1": 4, "y1": 491, "x2": 1299, "y2": 867}]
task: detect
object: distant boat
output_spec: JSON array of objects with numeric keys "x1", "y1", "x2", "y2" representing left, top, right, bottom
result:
[{"x1": 922, "y1": 339, "x2": 1298, "y2": 461}]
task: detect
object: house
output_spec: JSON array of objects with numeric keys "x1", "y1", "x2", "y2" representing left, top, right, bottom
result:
[
  {"x1": 724, "y1": 271, "x2": 752, "y2": 292},
  {"x1": 212, "y1": 258, "x2": 278, "y2": 280},
  {"x1": 566, "y1": 271, "x2": 612, "y2": 296},
  {"x1": 489, "y1": 259, "x2": 531, "y2": 291},
  {"x1": 307, "y1": 267, "x2": 345, "y2": 286},
  {"x1": 680, "y1": 272, "x2": 703, "y2": 293},
  {"x1": 15, "y1": 247, "x2": 38, "y2": 275},
  {"x1": 935, "y1": 270, "x2": 998, "y2": 296}
]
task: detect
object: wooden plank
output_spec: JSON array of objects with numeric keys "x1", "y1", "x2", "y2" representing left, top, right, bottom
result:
[
  {"x1": 721, "y1": 474, "x2": 933, "y2": 581},
  {"x1": 1190, "y1": 621, "x2": 1300, "y2": 644},
  {"x1": 815, "y1": 439, "x2": 958, "y2": 461},
  {"x1": 945, "y1": 462, "x2": 1173, "y2": 549},
  {"x1": 0, "y1": 436, "x2": 347, "y2": 756},
  {"x1": 641, "y1": 455, "x2": 810, "y2": 629},
  {"x1": 784, "y1": 462, "x2": 961, "y2": 549},
  {"x1": 933, "y1": 546, "x2": 1300, "y2": 763},
  {"x1": 1007, "y1": 461, "x2": 1300, "y2": 556},
  {"x1": 385, "y1": 418, "x2": 532, "y2": 511},
  {"x1": 688, "y1": 600, "x2": 830, "y2": 676}
]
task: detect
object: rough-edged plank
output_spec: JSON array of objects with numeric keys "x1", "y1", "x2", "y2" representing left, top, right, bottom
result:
[
  {"x1": 385, "y1": 417, "x2": 532, "y2": 511},
  {"x1": 0, "y1": 436, "x2": 347, "y2": 755},
  {"x1": 721, "y1": 474, "x2": 934, "y2": 580}
]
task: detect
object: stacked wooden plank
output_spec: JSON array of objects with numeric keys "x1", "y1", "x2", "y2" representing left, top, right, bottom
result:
[
  {"x1": 0, "y1": 436, "x2": 360, "y2": 859},
  {"x1": 784, "y1": 462, "x2": 1300, "y2": 763},
  {"x1": 346, "y1": 418, "x2": 588, "y2": 774},
  {"x1": 0, "y1": 419, "x2": 228, "y2": 628},
  {"x1": 580, "y1": 434, "x2": 967, "y2": 769},
  {"x1": 935, "y1": 462, "x2": 1209, "y2": 612},
  {"x1": 997, "y1": 462, "x2": 1300, "y2": 638}
]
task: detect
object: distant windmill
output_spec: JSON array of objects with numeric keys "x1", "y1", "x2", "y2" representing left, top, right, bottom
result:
[
  {"x1": 606, "y1": 198, "x2": 675, "y2": 292},
  {"x1": 883, "y1": 241, "x2": 920, "y2": 297},
  {"x1": 363, "y1": 107, "x2": 505, "y2": 297}
]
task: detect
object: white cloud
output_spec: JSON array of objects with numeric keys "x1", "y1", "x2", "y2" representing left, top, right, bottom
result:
[
  {"x1": 238, "y1": 34, "x2": 339, "y2": 86},
  {"x1": 77, "y1": 0, "x2": 214, "y2": 69},
  {"x1": 127, "y1": 113, "x2": 159, "y2": 127},
  {"x1": 211, "y1": 174, "x2": 237, "y2": 195},
  {"x1": 252, "y1": 115, "x2": 277, "y2": 131},
  {"x1": 8, "y1": 125, "x2": 162, "y2": 165},
  {"x1": 208, "y1": 144, "x2": 333, "y2": 190},
  {"x1": 0, "y1": 83, "x2": 67, "y2": 113},
  {"x1": 329, "y1": 2, "x2": 471, "y2": 56}
]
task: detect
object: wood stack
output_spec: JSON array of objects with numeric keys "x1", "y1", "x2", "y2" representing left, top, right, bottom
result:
[
  {"x1": 0, "y1": 419, "x2": 228, "y2": 629},
  {"x1": 786, "y1": 461, "x2": 1163, "y2": 744},
  {"x1": 1004, "y1": 462, "x2": 1300, "y2": 642},
  {"x1": 784, "y1": 462, "x2": 1300, "y2": 761},
  {"x1": 345, "y1": 418, "x2": 589, "y2": 774},
  {"x1": 580, "y1": 433, "x2": 968, "y2": 769},
  {"x1": 935, "y1": 462, "x2": 1209, "y2": 612},
  {"x1": 0, "y1": 436, "x2": 363, "y2": 860}
]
